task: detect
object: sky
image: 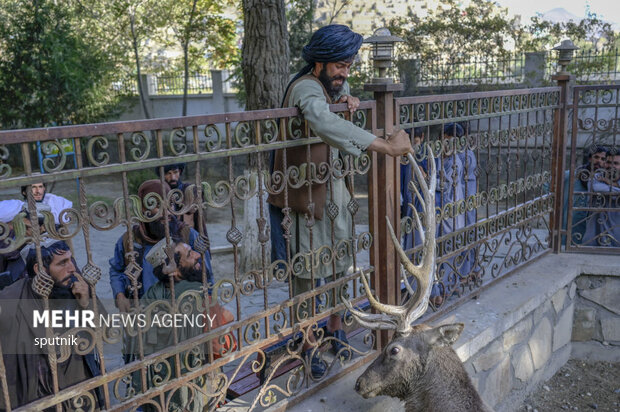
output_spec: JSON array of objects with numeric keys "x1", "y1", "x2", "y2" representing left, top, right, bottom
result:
[{"x1": 495, "y1": 0, "x2": 620, "y2": 26}]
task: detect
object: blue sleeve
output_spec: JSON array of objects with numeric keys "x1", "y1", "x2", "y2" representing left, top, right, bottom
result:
[
  {"x1": 590, "y1": 174, "x2": 620, "y2": 192},
  {"x1": 189, "y1": 228, "x2": 214, "y2": 285},
  {"x1": 108, "y1": 238, "x2": 128, "y2": 298},
  {"x1": 400, "y1": 163, "x2": 412, "y2": 217}
]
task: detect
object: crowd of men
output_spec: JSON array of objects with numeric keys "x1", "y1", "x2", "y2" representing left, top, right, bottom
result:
[
  {"x1": 569, "y1": 146, "x2": 620, "y2": 247},
  {"x1": 0, "y1": 22, "x2": 618, "y2": 411},
  {"x1": 399, "y1": 127, "x2": 620, "y2": 305},
  {"x1": 0, "y1": 164, "x2": 229, "y2": 411}
]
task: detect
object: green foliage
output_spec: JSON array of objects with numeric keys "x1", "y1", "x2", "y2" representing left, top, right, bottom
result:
[
  {"x1": 347, "y1": 60, "x2": 373, "y2": 100},
  {"x1": 389, "y1": 0, "x2": 520, "y2": 62},
  {"x1": 520, "y1": 11, "x2": 615, "y2": 52},
  {"x1": 287, "y1": 0, "x2": 315, "y2": 72},
  {"x1": 0, "y1": 0, "x2": 122, "y2": 129},
  {"x1": 169, "y1": 0, "x2": 238, "y2": 70},
  {"x1": 127, "y1": 168, "x2": 157, "y2": 195}
]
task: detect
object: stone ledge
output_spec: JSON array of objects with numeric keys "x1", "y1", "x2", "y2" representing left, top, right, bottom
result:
[{"x1": 450, "y1": 253, "x2": 619, "y2": 363}]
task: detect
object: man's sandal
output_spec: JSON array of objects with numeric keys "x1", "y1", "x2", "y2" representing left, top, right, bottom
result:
[{"x1": 326, "y1": 329, "x2": 352, "y2": 360}]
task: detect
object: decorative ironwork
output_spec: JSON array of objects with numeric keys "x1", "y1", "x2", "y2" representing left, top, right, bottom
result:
[
  {"x1": 0, "y1": 84, "x2": 569, "y2": 412},
  {"x1": 565, "y1": 85, "x2": 620, "y2": 252}
]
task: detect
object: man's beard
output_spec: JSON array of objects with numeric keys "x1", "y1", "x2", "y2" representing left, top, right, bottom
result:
[
  {"x1": 167, "y1": 180, "x2": 179, "y2": 189},
  {"x1": 145, "y1": 220, "x2": 168, "y2": 240},
  {"x1": 49, "y1": 275, "x2": 78, "y2": 300},
  {"x1": 318, "y1": 65, "x2": 345, "y2": 101},
  {"x1": 179, "y1": 263, "x2": 203, "y2": 283}
]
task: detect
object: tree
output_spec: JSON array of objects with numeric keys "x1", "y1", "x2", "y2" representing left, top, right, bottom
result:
[
  {"x1": 389, "y1": 0, "x2": 521, "y2": 62},
  {"x1": 0, "y1": 0, "x2": 120, "y2": 128},
  {"x1": 519, "y1": 12, "x2": 615, "y2": 52},
  {"x1": 83, "y1": 0, "x2": 171, "y2": 120},
  {"x1": 242, "y1": 0, "x2": 289, "y2": 111},
  {"x1": 169, "y1": 0, "x2": 238, "y2": 116},
  {"x1": 239, "y1": 0, "x2": 289, "y2": 275},
  {"x1": 287, "y1": 0, "x2": 315, "y2": 72}
]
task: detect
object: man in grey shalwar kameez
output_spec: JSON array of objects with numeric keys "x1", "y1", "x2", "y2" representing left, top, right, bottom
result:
[{"x1": 268, "y1": 24, "x2": 413, "y2": 378}]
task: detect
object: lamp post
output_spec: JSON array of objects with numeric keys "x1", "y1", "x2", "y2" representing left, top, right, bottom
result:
[
  {"x1": 363, "y1": 28, "x2": 404, "y2": 350},
  {"x1": 553, "y1": 39, "x2": 579, "y2": 75},
  {"x1": 363, "y1": 28, "x2": 403, "y2": 84},
  {"x1": 550, "y1": 38, "x2": 577, "y2": 253}
]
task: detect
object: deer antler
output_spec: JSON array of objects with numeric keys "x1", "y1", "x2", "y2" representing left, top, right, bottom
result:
[{"x1": 344, "y1": 146, "x2": 436, "y2": 335}]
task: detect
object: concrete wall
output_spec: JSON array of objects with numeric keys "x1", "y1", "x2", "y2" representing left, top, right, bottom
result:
[
  {"x1": 115, "y1": 70, "x2": 244, "y2": 121},
  {"x1": 462, "y1": 281, "x2": 575, "y2": 409}
]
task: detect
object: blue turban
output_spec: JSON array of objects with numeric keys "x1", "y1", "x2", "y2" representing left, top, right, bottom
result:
[
  {"x1": 444, "y1": 123, "x2": 464, "y2": 137},
  {"x1": 283, "y1": 25, "x2": 363, "y2": 105},
  {"x1": 301, "y1": 24, "x2": 363, "y2": 64}
]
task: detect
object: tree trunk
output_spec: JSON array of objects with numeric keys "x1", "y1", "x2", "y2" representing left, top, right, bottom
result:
[
  {"x1": 131, "y1": 14, "x2": 152, "y2": 120},
  {"x1": 182, "y1": 42, "x2": 189, "y2": 117},
  {"x1": 181, "y1": 0, "x2": 198, "y2": 117},
  {"x1": 239, "y1": 0, "x2": 289, "y2": 275},
  {"x1": 242, "y1": 0, "x2": 289, "y2": 112}
]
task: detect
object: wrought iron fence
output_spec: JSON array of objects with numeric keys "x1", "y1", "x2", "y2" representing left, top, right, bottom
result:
[
  {"x1": 564, "y1": 84, "x2": 620, "y2": 252},
  {"x1": 0, "y1": 102, "x2": 379, "y2": 411},
  {"x1": 154, "y1": 73, "x2": 213, "y2": 95},
  {"x1": 111, "y1": 76, "x2": 139, "y2": 96},
  {"x1": 567, "y1": 48, "x2": 620, "y2": 83},
  {"x1": 111, "y1": 73, "x2": 215, "y2": 96},
  {"x1": 0, "y1": 84, "x2": 571, "y2": 411},
  {"x1": 396, "y1": 87, "x2": 560, "y2": 306},
  {"x1": 414, "y1": 53, "x2": 526, "y2": 86}
]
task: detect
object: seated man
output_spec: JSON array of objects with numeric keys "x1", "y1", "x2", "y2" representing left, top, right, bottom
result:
[
  {"x1": 564, "y1": 146, "x2": 609, "y2": 245},
  {"x1": 109, "y1": 179, "x2": 213, "y2": 313},
  {"x1": 126, "y1": 238, "x2": 234, "y2": 411},
  {"x1": 0, "y1": 204, "x2": 52, "y2": 289},
  {"x1": 0, "y1": 239, "x2": 102, "y2": 410},
  {"x1": 0, "y1": 181, "x2": 72, "y2": 225},
  {"x1": 583, "y1": 152, "x2": 620, "y2": 247},
  {"x1": 156, "y1": 163, "x2": 210, "y2": 242}
]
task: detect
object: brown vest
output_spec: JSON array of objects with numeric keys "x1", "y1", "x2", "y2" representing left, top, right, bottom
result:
[{"x1": 267, "y1": 74, "x2": 331, "y2": 220}]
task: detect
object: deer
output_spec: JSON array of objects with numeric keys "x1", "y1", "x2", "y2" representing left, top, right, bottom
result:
[{"x1": 344, "y1": 148, "x2": 493, "y2": 412}]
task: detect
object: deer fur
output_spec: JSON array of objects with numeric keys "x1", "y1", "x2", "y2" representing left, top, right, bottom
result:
[
  {"x1": 345, "y1": 148, "x2": 493, "y2": 412},
  {"x1": 355, "y1": 324, "x2": 493, "y2": 412}
]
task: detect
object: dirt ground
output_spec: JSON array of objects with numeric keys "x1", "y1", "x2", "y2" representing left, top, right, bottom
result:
[{"x1": 520, "y1": 359, "x2": 620, "y2": 412}]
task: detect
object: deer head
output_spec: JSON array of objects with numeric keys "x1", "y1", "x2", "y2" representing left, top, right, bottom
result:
[{"x1": 344, "y1": 148, "x2": 490, "y2": 411}]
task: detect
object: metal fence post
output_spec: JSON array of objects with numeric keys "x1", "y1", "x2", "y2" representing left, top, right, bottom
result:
[
  {"x1": 550, "y1": 40, "x2": 577, "y2": 253},
  {"x1": 365, "y1": 81, "x2": 403, "y2": 349},
  {"x1": 364, "y1": 29, "x2": 405, "y2": 349}
]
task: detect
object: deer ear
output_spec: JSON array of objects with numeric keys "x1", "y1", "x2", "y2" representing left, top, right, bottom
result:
[{"x1": 426, "y1": 323, "x2": 464, "y2": 347}]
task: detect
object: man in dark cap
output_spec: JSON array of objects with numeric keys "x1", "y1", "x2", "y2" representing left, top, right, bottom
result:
[
  {"x1": 155, "y1": 163, "x2": 210, "y2": 244},
  {"x1": 267, "y1": 24, "x2": 413, "y2": 378},
  {"x1": 156, "y1": 163, "x2": 187, "y2": 191}
]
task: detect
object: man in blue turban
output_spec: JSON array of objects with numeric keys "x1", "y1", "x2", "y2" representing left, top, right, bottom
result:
[{"x1": 267, "y1": 24, "x2": 413, "y2": 379}]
